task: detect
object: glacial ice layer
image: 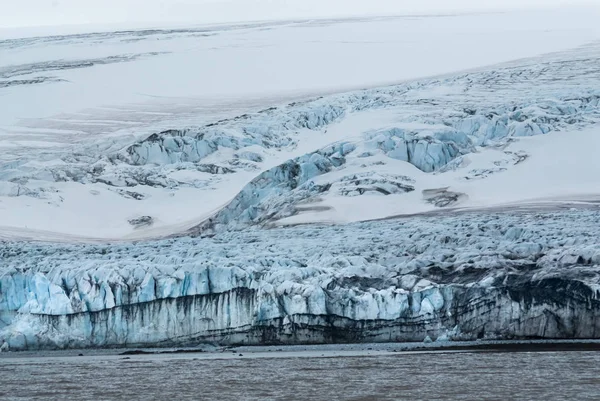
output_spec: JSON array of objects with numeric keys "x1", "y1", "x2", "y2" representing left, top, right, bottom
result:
[{"x1": 2, "y1": 209, "x2": 600, "y2": 350}]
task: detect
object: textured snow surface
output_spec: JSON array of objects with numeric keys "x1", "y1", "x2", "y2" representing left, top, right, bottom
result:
[
  {"x1": 2, "y1": 10, "x2": 600, "y2": 238},
  {"x1": 2, "y1": 209, "x2": 600, "y2": 349},
  {"x1": 3, "y1": 50, "x2": 600, "y2": 237}
]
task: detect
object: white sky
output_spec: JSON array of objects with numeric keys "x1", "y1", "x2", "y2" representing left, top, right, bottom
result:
[{"x1": 1, "y1": 0, "x2": 598, "y2": 29}]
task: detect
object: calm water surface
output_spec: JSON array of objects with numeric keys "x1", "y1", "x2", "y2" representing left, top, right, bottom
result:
[{"x1": 1, "y1": 351, "x2": 599, "y2": 400}]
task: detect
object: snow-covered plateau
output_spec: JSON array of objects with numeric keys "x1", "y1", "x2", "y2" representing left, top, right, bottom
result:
[{"x1": 2, "y1": 9, "x2": 600, "y2": 350}]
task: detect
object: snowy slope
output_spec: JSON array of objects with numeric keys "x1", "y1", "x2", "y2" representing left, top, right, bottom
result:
[{"x1": 1, "y1": 9, "x2": 600, "y2": 239}]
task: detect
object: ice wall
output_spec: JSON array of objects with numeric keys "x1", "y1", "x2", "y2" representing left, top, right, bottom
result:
[{"x1": 2, "y1": 209, "x2": 600, "y2": 350}]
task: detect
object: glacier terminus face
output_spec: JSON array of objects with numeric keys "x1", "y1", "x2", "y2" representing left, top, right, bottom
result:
[{"x1": 2, "y1": 208, "x2": 600, "y2": 350}]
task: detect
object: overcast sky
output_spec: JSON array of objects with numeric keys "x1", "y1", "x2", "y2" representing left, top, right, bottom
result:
[{"x1": 1, "y1": 0, "x2": 598, "y2": 29}]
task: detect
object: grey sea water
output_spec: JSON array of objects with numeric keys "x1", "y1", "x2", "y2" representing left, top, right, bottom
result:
[{"x1": 1, "y1": 349, "x2": 599, "y2": 400}]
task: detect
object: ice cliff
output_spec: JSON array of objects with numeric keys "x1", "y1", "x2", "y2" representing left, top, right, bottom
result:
[{"x1": 2, "y1": 209, "x2": 600, "y2": 350}]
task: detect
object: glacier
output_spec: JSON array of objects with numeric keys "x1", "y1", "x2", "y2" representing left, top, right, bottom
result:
[
  {"x1": 2, "y1": 19, "x2": 600, "y2": 350},
  {"x1": 2, "y1": 208, "x2": 600, "y2": 350}
]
